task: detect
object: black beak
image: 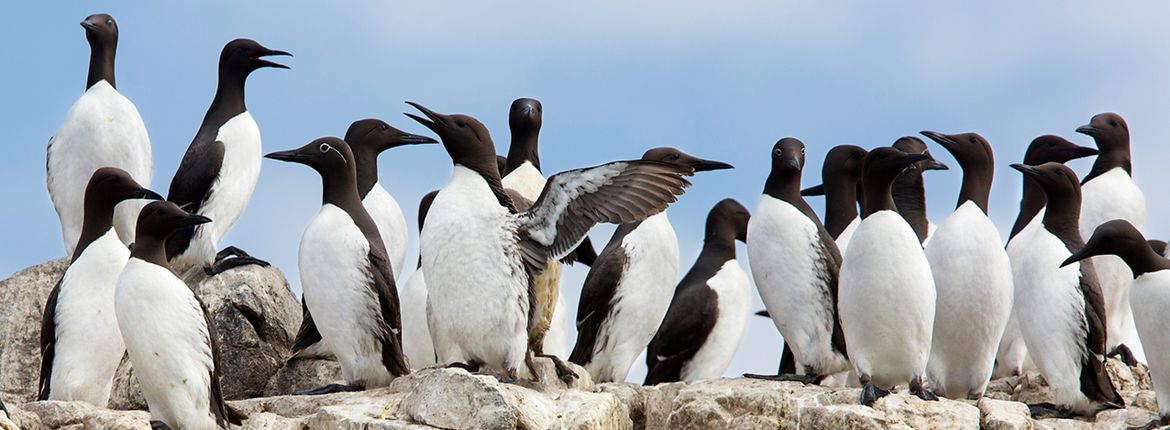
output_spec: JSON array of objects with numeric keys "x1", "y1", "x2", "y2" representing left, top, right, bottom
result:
[
  {"x1": 920, "y1": 131, "x2": 957, "y2": 151},
  {"x1": 902, "y1": 153, "x2": 931, "y2": 166},
  {"x1": 256, "y1": 49, "x2": 292, "y2": 69},
  {"x1": 754, "y1": 310, "x2": 771, "y2": 318},
  {"x1": 264, "y1": 149, "x2": 306, "y2": 163},
  {"x1": 1072, "y1": 145, "x2": 1100, "y2": 159},
  {"x1": 1060, "y1": 246, "x2": 1096, "y2": 268},
  {"x1": 181, "y1": 214, "x2": 213, "y2": 226},
  {"x1": 800, "y1": 184, "x2": 825, "y2": 196},
  {"x1": 80, "y1": 21, "x2": 99, "y2": 32},
  {"x1": 404, "y1": 101, "x2": 446, "y2": 133},
  {"x1": 1075, "y1": 125, "x2": 1098, "y2": 137},
  {"x1": 395, "y1": 133, "x2": 439, "y2": 145},
  {"x1": 137, "y1": 189, "x2": 164, "y2": 201},
  {"x1": 693, "y1": 159, "x2": 734, "y2": 172},
  {"x1": 924, "y1": 158, "x2": 949, "y2": 171},
  {"x1": 1010, "y1": 163, "x2": 1040, "y2": 178}
]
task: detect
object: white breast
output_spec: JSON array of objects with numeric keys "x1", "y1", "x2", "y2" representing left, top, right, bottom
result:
[
  {"x1": 924, "y1": 202, "x2": 1013, "y2": 398},
  {"x1": 1010, "y1": 226, "x2": 1092, "y2": 411},
  {"x1": 115, "y1": 258, "x2": 217, "y2": 430},
  {"x1": 1130, "y1": 270, "x2": 1170, "y2": 417},
  {"x1": 423, "y1": 166, "x2": 529, "y2": 374},
  {"x1": 680, "y1": 260, "x2": 751, "y2": 382},
  {"x1": 835, "y1": 217, "x2": 860, "y2": 253},
  {"x1": 747, "y1": 195, "x2": 843, "y2": 375},
  {"x1": 586, "y1": 212, "x2": 679, "y2": 382},
  {"x1": 300, "y1": 204, "x2": 392, "y2": 387},
  {"x1": 1080, "y1": 167, "x2": 1147, "y2": 349},
  {"x1": 363, "y1": 183, "x2": 409, "y2": 280},
  {"x1": 400, "y1": 268, "x2": 435, "y2": 368},
  {"x1": 502, "y1": 161, "x2": 546, "y2": 200},
  {"x1": 49, "y1": 229, "x2": 129, "y2": 405},
  {"x1": 47, "y1": 81, "x2": 152, "y2": 254},
  {"x1": 839, "y1": 210, "x2": 936, "y2": 388},
  {"x1": 176, "y1": 112, "x2": 263, "y2": 269}
]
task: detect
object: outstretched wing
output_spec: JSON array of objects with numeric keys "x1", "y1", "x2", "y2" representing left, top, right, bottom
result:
[{"x1": 518, "y1": 160, "x2": 692, "y2": 271}]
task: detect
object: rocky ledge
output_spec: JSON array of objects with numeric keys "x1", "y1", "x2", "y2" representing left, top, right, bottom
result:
[{"x1": 0, "y1": 260, "x2": 1164, "y2": 429}]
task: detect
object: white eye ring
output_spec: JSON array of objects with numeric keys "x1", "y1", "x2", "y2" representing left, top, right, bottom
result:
[{"x1": 319, "y1": 144, "x2": 331, "y2": 152}]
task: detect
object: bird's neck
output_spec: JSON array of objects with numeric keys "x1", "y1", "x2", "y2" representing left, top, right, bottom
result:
[
  {"x1": 73, "y1": 206, "x2": 116, "y2": 262},
  {"x1": 1130, "y1": 250, "x2": 1170, "y2": 277},
  {"x1": 1041, "y1": 191, "x2": 1081, "y2": 241},
  {"x1": 86, "y1": 40, "x2": 116, "y2": 90},
  {"x1": 862, "y1": 179, "x2": 897, "y2": 219},
  {"x1": 823, "y1": 179, "x2": 859, "y2": 238},
  {"x1": 955, "y1": 163, "x2": 992, "y2": 215},
  {"x1": 1086, "y1": 142, "x2": 1132, "y2": 182},
  {"x1": 891, "y1": 172, "x2": 928, "y2": 241},
  {"x1": 352, "y1": 147, "x2": 380, "y2": 199},
  {"x1": 763, "y1": 170, "x2": 802, "y2": 204},
  {"x1": 321, "y1": 172, "x2": 364, "y2": 210},
  {"x1": 505, "y1": 132, "x2": 540, "y2": 175},
  {"x1": 1009, "y1": 178, "x2": 1046, "y2": 240},
  {"x1": 205, "y1": 71, "x2": 248, "y2": 127},
  {"x1": 130, "y1": 237, "x2": 170, "y2": 269}
]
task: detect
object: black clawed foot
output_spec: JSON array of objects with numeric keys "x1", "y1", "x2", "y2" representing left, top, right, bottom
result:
[
  {"x1": 1028, "y1": 402, "x2": 1072, "y2": 419},
  {"x1": 215, "y1": 246, "x2": 252, "y2": 260},
  {"x1": 538, "y1": 354, "x2": 579, "y2": 383},
  {"x1": 205, "y1": 256, "x2": 270, "y2": 276},
  {"x1": 743, "y1": 373, "x2": 819, "y2": 384},
  {"x1": 910, "y1": 386, "x2": 939, "y2": 402},
  {"x1": 295, "y1": 383, "x2": 363, "y2": 395},
  {"x1": 495, "y1": 368, "x2": 521, "y2": 384},
  {"x1": 1109, "y1": 344, "x2": 1140, "y2": 367},
  {"x1": 150, "y1": 420, "x2": 173, "y2": 430},
  {"x1": 860, "y1": 381, "x2": 891, "y2": 406}
]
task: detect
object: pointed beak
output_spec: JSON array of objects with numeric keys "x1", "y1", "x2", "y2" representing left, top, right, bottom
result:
[
  {"x1": 137, "y1": 189, "x2": 164, "y2": 201},
  {"x1": 1072, "y1": 145, "x2": 1100, "y2": 159},
  {"x1": 920, "y1": 130, "x2": 958, "y2": 152},
  {"x1": 1060, "y1": 247, "x2": 1095, "y2": 268},
  {"x1": 264, "y1": 149, "x2": 306, "y2": 163},
  {"x1": 404, "y1": 101, "x2": 445, "y2": 133},
  {"x1": 256, "y1": 49, "x2": 292, "y2": 69},
  {"x1": 80, "y1": 20, "x2": 99, "y2": 32},
  {"x1": 693, "y1": 159, "x2": 734, "y2": 172},
  {"x1": 181, "y1": 214, "x2": 213, "y2": 226},
  {"x1": 395, "y1": 132, "x2": 439, "y2": 146},
  {"x1": 902, "y1": 153, "x2": 930, "y2": 166},
  {"x1": 924, "y1": 158, "x2": 949, "y2": 171},
  {"x1": 800, "y1": 184, "x2": 825, "y2": 196},
  {"x1": 1010, "y1": 163, "x2": 1040, "y2": 178},
  {"x1": 1076, "y1": 125, "x2": 1098, "y2": 137},
  {"x1": 754, "y1": 310, "x2": 771, "y2": 318}
]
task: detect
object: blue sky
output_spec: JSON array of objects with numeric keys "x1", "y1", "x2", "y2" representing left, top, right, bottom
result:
[{"x1": 3, "y1": 2, "x2": 1169, "y2": 382}]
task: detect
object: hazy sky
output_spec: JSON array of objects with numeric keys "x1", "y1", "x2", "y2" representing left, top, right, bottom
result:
[{"x1": 3, "y1": 2, "x2": 1168, "y2": 382}]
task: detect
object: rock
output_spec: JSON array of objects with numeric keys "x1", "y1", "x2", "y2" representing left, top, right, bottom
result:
[
  {"x1": 397, "y1": 368, "x2": 522, "y2": 430},
  {"x1": 19, "y1": 400, "x2": 150, "y2": 429},
  {"x1": 0, "y1": 258, "x2": 69, "y2": 404},
  {"x1": 238, "y1": 412, "x2": 307, "y2": 430},
  {"x1": 264, "y1": 357, "x2": 343, "y2": 396},
  {"x1": 0, "y1": 259, "x2": 301, "y2": 409},
  {"x1": 979, "y1": 397, "x2": 1033, "y2": 430},
  {"x1": 108, "y1": 355, "x2": 145, "y2": 411},
  {"x1": 1092, "y1": 407, "x2": 1159, "y2": 429}
]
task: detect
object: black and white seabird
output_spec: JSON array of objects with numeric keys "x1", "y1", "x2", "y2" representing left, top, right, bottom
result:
[
  {"x1": 839, "y1": 147, "x2": 939, "y2": 406},
  {"x1": 401, "y1": 191, "x2": 440, "y2": 368},
  {"x1": 890, "y1": 137, "x2": 948, "y2": 245},
  {"x1": 997, "y1": 135, "x2": 1098, "y2": 379},
  {"x1": 1062, "y1": 220, "x2": 1170, "y2": 430},
  {"x1": 568, "y1": 147, "x2": 732, "y2": 383},
  {"x1": 645, "y1": 199, "x2": 750, "y2": 384},
  {"x1": 499, "y1": 97, "x2": 597, "y2": 360},
  {"x1": 799, "y1": 144, "x2": 867, "y2": 252},
  {"x1": 405, "y1": 102, "x2": 694, "y2": 383},
  {"x1": 919, "y1": 131, "x2": 1012, "y2": 400},
  {"x1": 165, "y1": 38, "x2": 290, "y2": 276},
  {"x1": 346, "y1": 119, "x2": 438, "y2": 280},
  {"x1": 745, "y1": 138, "x2": 849, "y2": 385},
  {"x1": 38, "y1": 168, "x2": 161, "y2": 405},
  {"x1": 1008, "y1": 162, "x2": 1123, "y2": 418},
  {"x1": 1076, "y1": 113, "x2": 1147, "y2": 365},
  {"x1": 266, "y1": 137, "x2": 410, "y2": 393},
  {"x1": 115, "y1": 201, "x2": 244, "y2": 429},
  {"x1": 48, "y1": 13, "x2": 152, "y2": 254}
]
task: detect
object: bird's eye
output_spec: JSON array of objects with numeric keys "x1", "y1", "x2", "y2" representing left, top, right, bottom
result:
[
  {"x1": 456, "y1": 121, "x2": 466, "y2": 128},
  {"x1": 319, "y1": 144, "x2": 331, "y2": 153},
  {"x1": 800, "y1": 148, "x2": 805, "y2": 155},
  {"x1": 1110, "y1": 121, "x2": 1118, "y2": 127},
  {"x1": 773, "y1": 148, "x2": 782, "y2": 156},
  {"x1": 1048, "y1": 142, "x2": 1055, "y2": 147},
  {"x1": 380, "y1": 124, "x2": 388, "y2": 131},
  {"x1": 969, "y1": 137, "x2": 977, "y2": 144},
  {"x1": 669, "y1": 153, "x2": 681, "y2": 160}
]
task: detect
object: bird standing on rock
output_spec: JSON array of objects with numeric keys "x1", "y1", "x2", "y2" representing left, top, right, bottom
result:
[
  {"x1": 839, "y1": 146, "x2": 939, "y2": 406},
  {"x1": 266, "y1": 137, "x2": 410, "y2": 394},
  {"x1": 48, "y1": 13, "x2": 152, "y2": 254},
  {"x1": 408, "y1": 102, "x2": 694, "y2": 383},
  {"x1": 568, "y1": 147, "x2": 732, "y2": 383},
  {"x1": 166, "y1": 38, "x2": 290, "y2": 276},
  {"x1": 116, "y1": 201, "x2": 245, "y2": 430},
  {"x1": 645, "y1": 198, "x2": 751, "y2": 385}
]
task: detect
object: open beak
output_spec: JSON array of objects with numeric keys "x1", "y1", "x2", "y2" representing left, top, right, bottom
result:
[
  {"x1": 1076, "y1": 125, "x2": 1098, "y2": 137},
  {"x1": 181, "y1": 214, "x2": 213, "y2": 226},
  {"x1": 801, "y1": 184, "x2": 825, "y2": 196},
  {"x1": 256, "y1": 49, "x2": 292, "y2": 69},
  {"x1": 404, "y1": 101, "x2": 447, "y2": 133},
  {"x1": 264, "y1": 149, "x2": 306, "y2": 163},
  {"x1": 1010, "y1": 163, "x2": 1040, "y2": 179},
  {"x1": 137, "y1": 189, "x2": 164, "y2": 201},
  {"x1": 693, "y1": 159, "x2": 734, "y2": 172}
]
